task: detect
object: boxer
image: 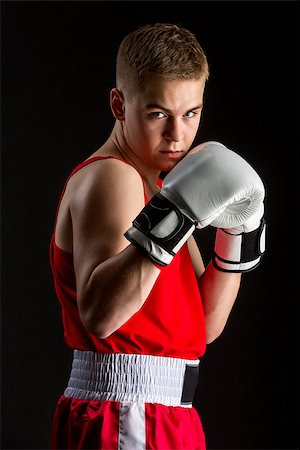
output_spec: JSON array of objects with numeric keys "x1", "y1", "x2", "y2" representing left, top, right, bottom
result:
[{"x1": 49, "y1": 23, "x2": 266, "y2": 450}]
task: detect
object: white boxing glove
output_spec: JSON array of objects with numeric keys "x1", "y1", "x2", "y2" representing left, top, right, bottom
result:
[{"x1": 125, "y1": 141, "x2": 266, "y2": 268}]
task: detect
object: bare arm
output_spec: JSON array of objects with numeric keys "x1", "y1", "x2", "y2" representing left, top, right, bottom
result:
[
  {"x1": 70, "y1": 159, "x2": 160, "y2": 339},
  {"x1": 198, "y1": 262, "x2": 241, "y2": 344},
  {"x1": 187, "y1": 235, "x2": 241, "y2": 344}
]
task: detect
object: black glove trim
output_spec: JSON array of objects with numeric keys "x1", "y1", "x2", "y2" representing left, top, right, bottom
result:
[
  {"x1": 127, "y1": 193, "x2": 196, "y2": 261},
  {"x1": 125, "y1": 227, "x2": 171, "y2": 266},
  {"x1": 213, "y1": 218, "x2": 266, "y2": 273},
  {"x1": 212, "y1": 253, "x2": 262, "y2": 273}
]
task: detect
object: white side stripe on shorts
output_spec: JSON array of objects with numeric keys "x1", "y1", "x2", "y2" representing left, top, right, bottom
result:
[{"x1": 118, "y1": 402, "x2": 146, "y2": 450}]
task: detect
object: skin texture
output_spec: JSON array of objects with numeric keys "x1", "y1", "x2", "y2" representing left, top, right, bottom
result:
[{"x1": 55, "y1": 75, "x2": 241, "y2": 341}]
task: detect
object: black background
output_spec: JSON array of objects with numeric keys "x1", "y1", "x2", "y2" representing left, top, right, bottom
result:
[{"x1": 1, "y1": 1, "x2": 299, "y2": 449}]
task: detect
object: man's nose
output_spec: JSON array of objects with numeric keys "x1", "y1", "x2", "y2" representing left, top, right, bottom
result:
[{"x1": 163, "y1": 118, "x2": 184, "y2": 142}]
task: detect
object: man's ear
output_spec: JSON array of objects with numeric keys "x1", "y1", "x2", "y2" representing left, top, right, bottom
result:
[{"x1": 110, "y1": 88, "x2": 125, "y2": 120}]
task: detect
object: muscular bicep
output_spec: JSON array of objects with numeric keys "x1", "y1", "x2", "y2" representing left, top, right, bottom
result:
[{"x1": 70, "y1": 160, "x2": 145, "y2": 295}]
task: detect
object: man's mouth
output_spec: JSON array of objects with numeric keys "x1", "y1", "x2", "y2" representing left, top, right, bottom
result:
[{"x1": 159, "y1": 150, "x2": 183, "y2": 159}]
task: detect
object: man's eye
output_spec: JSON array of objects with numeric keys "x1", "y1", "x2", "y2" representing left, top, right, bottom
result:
[
  {"x1": 150, "y1": 112, "x2": 165, "y2": 119},
  {"x1": 185, "y1": 111, "x2": 196, "y2": 118}
]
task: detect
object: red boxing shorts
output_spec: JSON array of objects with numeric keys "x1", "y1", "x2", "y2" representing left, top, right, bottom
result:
[{"x1": 50, "y1": 351, "x2": 206, "y2": 449}]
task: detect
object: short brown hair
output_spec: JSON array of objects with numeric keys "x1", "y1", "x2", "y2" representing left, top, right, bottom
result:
[{"x1": 116, "y1": 23, "x2": 209, "y2": 97}]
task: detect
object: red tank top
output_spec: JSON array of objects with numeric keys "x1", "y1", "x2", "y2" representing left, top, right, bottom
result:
[{"x1": 49, "y1": 156, "x2": 206, "y2": 359}]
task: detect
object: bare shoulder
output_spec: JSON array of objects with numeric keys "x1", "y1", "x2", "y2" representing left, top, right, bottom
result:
[
  {"x1": 68, "y1": 157, "x2": 144, "y2": 205},
  {"x1": 55, "y1": 157, "x2": 146, "y2": 253},
  {"x1": 67, "y1": 158, "x2": 146, "y2": 275}
]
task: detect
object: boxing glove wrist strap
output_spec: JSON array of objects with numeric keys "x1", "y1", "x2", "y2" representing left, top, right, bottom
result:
[
  {"x1": 125, "y1": 194, "x2": 196, "y2": 266},
  {"x1": 213, "y1": 218, "x2": 266, "y2": 273}
]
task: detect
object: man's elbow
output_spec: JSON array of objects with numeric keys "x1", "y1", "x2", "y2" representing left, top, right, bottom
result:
[
  {"x1": 93, "y1": 327, "x2": 114, "y2": 340},
  {"x1": 84, "y1": 319, "x2": 115, "y2": 340},
  {"x1": 79, "y1": 309, "x2": 115, "y2": 340}
]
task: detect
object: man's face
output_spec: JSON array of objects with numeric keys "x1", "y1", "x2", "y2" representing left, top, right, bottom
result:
[{"x1": 122, "y1": 76, "x2": 206, "y2": 171}]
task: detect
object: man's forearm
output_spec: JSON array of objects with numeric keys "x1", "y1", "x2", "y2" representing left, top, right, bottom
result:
[
  {"x1": 198, "y1": 261, "x2": 241, "y2": 344},
  {"x1": 78, "y1": 245, "x2": 160, "y2": 339}
]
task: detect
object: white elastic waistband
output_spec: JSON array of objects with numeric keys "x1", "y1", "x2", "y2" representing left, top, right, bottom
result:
[{"x1": 64, "y1": 350, "x2": 200, "y2": 408}]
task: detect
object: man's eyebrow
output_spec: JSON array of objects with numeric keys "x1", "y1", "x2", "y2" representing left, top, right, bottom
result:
[{"x1": 145, "y1": 103, "x2": 203, "y2": 113}]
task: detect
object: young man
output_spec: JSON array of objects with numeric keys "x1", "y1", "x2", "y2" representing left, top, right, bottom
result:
[{"x1": 49, "y1": 23, "x2": 266, "y2": 449}]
